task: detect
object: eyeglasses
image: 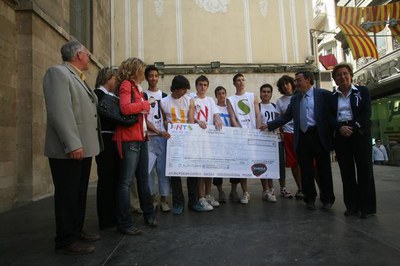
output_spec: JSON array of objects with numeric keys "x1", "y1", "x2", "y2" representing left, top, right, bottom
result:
[{"x1": 78, "y1": 50, "x2": 91, "y2": 58}]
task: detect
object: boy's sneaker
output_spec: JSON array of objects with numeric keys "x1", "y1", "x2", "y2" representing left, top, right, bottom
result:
[
  {"x1": 240, "y1": 192, "x2": 250, "y2": 204},
  {"x1": 280, "y1": 187, "x2": 293, "y2": 199},
  {"x1": 172, "y1": 204, "x2": 183, "y2": 215},
  {"x1": 218, "y1": 191, "x2": 227, "y2": 203},
  {"x1": 295, "y1": 190, "x2": 305, "y2": 200},
  {"x1": 263, "y1": 189, "x2": 277, "y2": 203},
  {"x1": 229, "y1": 191, "x2": 240, "y2": 202},
  {"x1": 192, "y1": 197, "x2": 213, "y2": 212},
  {"x1": 160, "y1": 201, "x2": 171, "y2": 212},
  {"x1": 206, "y1": 194, "x2": 220, "y2": 207}
]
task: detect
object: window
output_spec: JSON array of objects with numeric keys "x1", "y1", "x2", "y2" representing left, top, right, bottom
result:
[
  {"x1": 371, "y1": 93, "x2": 400, "y2": 146},
  {"x1": 320, "y1": 72, "x2": 332, "y2": 82},
  {"x1": 70, "y1": 0, "x2": 92, "y2": 50}
]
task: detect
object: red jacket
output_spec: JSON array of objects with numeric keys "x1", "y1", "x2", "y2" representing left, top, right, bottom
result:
[{"x1": 113, "y1": 80, "x2": 150, "y2": 158}]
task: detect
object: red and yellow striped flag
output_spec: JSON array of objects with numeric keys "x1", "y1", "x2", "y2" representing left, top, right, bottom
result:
[
  {"x1": 388, "y1": 2, "x2": 400, "y2": 43},
  {"x1": 364, "y1": 5, "x2": 388, "y2": 33},
  {"x1": 336, "y1": 6, "x2": 363, "y2": 24},
  {"x1": 336, "y1": 6, "x2": 379, "y2": 59}
]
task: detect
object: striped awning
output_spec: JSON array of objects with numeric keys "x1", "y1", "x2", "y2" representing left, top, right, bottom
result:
[
  {"x1": 336, "y1": 6, "x2": 379, "y2": 59},
  {"x1": 364, "y1": 5, "x2": 388, "y2": 33},
  {"x1": 388, "y1": 2, "x2": 400, "y2": 44}
]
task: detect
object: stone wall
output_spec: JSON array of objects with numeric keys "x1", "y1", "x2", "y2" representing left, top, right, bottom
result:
[
  {"x1": 0, "y1": 0, "x2": 111, "y2": 212},
  {"x1": 0, "y1": 0, "x2": 18, "y2": 212}
]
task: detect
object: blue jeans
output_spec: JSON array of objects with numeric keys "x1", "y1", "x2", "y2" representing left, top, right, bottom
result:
[
  {"x1": 117, "y1": 141, "x2": 154, "y2": 230},
  {"x1": 148, "y1": 136, "x2": 170, "y2": 197}
]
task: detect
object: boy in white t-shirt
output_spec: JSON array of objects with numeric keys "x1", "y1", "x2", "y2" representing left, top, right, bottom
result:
[
  {"x1": 192, "y1": 75, "x2": 223, "y2": 212},
  {"x1": 144, "y1": 65, "x2": 171, "y2": 212},
  {"x1": 212, "y1": 86, "x2": 231, "y2": 203},
  {"x1": 160, "y1": 75, "x2": 197, "y2": 215},
  {"x1": 259, "y1": 84, "x2": 292, "y2": 202},
  {"x1": 226, "y1": 73, "x2": 261, "y2": 204}
]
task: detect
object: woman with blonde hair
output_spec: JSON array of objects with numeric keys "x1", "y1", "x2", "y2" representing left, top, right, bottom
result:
[{"x1": 113, "y1": 58, "x2": 157, "y2": 235}]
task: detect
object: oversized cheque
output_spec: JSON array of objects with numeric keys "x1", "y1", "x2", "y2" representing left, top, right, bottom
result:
[{"x1": 166, "y1": 123, "x2": 280, "y2": 179}]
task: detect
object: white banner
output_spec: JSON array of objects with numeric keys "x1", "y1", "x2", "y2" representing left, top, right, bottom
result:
[{"x1": 166, "y1": 123, "x2": 280, "y2": 179}]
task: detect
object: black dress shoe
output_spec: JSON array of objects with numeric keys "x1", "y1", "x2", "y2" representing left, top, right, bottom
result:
[
  {"x1": 360, "y1": 212, "x2": 375, "y2": 219},
  {"x1": 344, "y1": 210, "x2": 358, "y2": 216},
  {"x1": 55, "y1": 242, "x2": 95, "y2": 255},
  {"x1": 119, "y1": 226, "x2": 143, "y2": 236},
  {"x1": 145, "y1": 218, "x2": 158, "y2": 227},
  {"x1": 306, "y1": 202, "x2": 316, "y2": 210},
  {"x1": 322, "y1": 203, "x2": 332, "y2": 211},
  {"x1": 80, "y1": 232, "x2": 101, "y2": 242}
]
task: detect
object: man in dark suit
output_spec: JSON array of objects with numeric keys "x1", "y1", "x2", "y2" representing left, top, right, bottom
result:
[
  {"x1": 330, "y1": 62, "x2": 376, "y2": 219},
  {"x1": 43, "y1": 41, "x2": 103, "y2": 254},
  {"x1": 267, "y1": 71, "x2": 335, "y2": 210}
]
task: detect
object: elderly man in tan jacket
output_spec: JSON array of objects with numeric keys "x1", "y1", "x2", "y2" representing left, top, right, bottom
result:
[{"x1": 43, "y1": 41, "x2": 103, "y2": 255}]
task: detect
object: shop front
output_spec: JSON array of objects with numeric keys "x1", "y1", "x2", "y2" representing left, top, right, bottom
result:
[{"x1": 354, "y1": 49, "x2": 400, "y2": 164}]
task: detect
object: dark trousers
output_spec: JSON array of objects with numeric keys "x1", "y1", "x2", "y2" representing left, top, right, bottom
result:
[
  {"x1": 95, "y1": 133, "x2": 119, "y2": 229},
  {"x1": 297, "y1": 127, "x2": 335, "y2": 205},
  {"x1": 334, "y1": 131, "x2": 376, "y2": 214},
  {"x1": 171, "y1": 177, "x2": 198, "y2": 208},
  {"x1": 49, "y1": 157, "x2": 92, "y2": 248}
]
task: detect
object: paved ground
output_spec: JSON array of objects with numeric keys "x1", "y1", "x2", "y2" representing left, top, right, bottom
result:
[{"x1": 1, "y1": 163, "x2": 400, "y2": 265}]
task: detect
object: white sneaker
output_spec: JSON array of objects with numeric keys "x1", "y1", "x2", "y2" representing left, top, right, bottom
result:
[
  {"x1": 206, "y1": 194, "x2": 220, "y2": 207},
  {"x1": 266, "y1": 189, "x2": 277, "y2": 203},
  {"x1": 199, "y1": 197, "x2": 214, "y2": 211},
  {"x1": 160, "y1": 201, "x2": 171, "y2": 212},
  {"x1": 240, "y1": 192, "x2": 250, "y2": 204},
  {"x1": 280, "y1": 187, "x2": 293, "y2": 199}
]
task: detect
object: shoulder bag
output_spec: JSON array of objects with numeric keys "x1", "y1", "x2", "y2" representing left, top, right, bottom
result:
[{"x1": 97, "y1": 87, "x2": 138, "y2": 127}]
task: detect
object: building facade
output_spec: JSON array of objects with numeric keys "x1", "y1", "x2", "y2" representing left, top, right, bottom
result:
[
  {"x1": 0, "y1": 0, "x2": 318, "y2": 212},
  {"x1": 0, "y1": 0, "x2": 112, "y2": 212},
  {"x1": 112, "y1": 0, "x2": 317, "y2": 100}
]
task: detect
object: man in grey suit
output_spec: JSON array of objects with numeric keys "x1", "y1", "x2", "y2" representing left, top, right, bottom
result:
[
  {"x1": 43, "y1": 41, "x2": 103, "y2": 255},
  {"x1": 267, "y1": 71, "x2": 335, "y2": 211}
]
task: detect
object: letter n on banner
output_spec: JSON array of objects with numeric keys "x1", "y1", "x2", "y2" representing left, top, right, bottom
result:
[{"x1": 336, "y1": 6, "x2": 379, "y2": 59}]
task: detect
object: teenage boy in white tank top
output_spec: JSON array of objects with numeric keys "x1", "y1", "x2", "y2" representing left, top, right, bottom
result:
[
  {"x1": 226, "y1": 73, "x2": 261, "y2": 204},
  {"x1": 212, "y1": 86, "x2": 231, "y2": 203},
  {"x1": 259, "y1": 84, "x2": 293, "y2": 202}
]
